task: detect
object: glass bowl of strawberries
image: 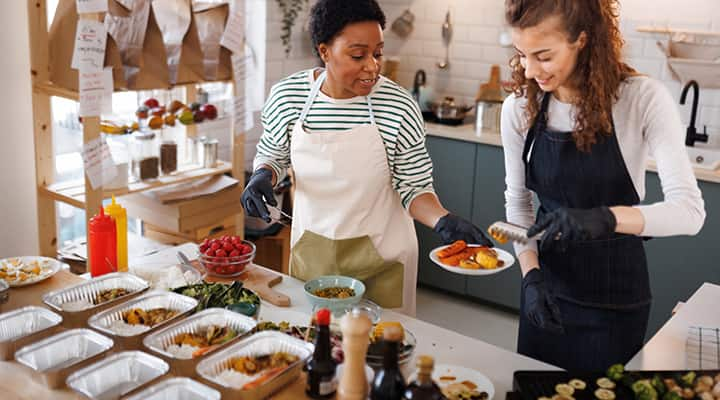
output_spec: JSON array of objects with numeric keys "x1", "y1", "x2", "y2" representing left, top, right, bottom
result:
[{"x1": 197, "y1": 235, "x2": 256, "y2": 277}]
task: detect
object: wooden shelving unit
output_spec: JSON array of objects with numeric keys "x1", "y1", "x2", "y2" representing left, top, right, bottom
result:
[{"x1": 26, "y1": 0, "x2": 246, "y2": 259}]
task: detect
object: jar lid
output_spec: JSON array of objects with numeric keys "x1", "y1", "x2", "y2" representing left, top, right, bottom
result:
[
  {"x1": 161, "y1": 140, "x2": 177, "y2": 145},
  {"x1": 133, "y1": 131, "x2": 156, "y2": 140}
]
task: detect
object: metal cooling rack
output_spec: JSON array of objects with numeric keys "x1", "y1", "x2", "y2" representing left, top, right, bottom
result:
[{"x1": 686, "y1": 326, "x2": 720, "y2": 369}]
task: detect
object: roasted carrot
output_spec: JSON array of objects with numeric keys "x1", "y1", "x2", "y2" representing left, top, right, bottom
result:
[
  {"x1": 437, "y1": 240, "x2": 467, "y2": 258},
  {"x1": 192, "y1": 345, "x2": 219, "y2": 358},
  {"x1": 241, "y1": 367, "x2": 286, "y2": 390},
  {"x1": 439, "y1": 248, "x2": 477, "y2": 266}
]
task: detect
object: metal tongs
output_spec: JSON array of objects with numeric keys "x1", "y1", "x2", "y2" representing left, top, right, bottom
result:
[
  {"x1": 487, "y1": 221, "x2": 544, "y2": 244},
  {"x1": 266, "y1": 203, "x2": 292, "y2": 227}
]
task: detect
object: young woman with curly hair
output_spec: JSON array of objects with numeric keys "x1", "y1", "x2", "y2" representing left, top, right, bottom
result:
[
  {"x1": 501, "y1": 0, "x2": 705, "y2": 370},
  {"x1": 243, "y1": 0, "x2": 491, "y2": 316}
]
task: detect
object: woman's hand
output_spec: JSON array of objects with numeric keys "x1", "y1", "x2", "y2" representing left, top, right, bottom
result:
[
  {"x1": 522, "y1": 268, "x2": 564, "y2": 333},
  {"x1": 527, "y1": 207, "x2": 617, "y2": 252},
  {"x1": 433, "y1": 214, "x2": 493, "y2": 246}
]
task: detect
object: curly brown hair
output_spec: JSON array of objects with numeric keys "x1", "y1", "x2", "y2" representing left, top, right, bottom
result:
[{"x1": 505, "y1": 0, "x2": 637, "y2": 152}]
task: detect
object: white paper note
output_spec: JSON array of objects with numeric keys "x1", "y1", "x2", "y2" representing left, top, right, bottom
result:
[
  {"x1": 220, "y1": 9, "x2": 245, "y2": 54},
  {"x1": 102, "y1": 67, "x2": 114, "y2": 114},
  {"x1": 79, "y1": 68, "x2": 105, "y2": 117},
  {"x1": 76, "y1": 0, "x2": 109, "y2": 13},
  {"x1": 82, "y1": 136, "x2": 117, "y2": 189},
  {"x1": 71, "y1": 19, "x2": 107, "y2": 71}
]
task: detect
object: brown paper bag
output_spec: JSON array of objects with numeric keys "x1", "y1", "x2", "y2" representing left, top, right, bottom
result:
[
  {"x1": 193, "y1": 2, "x2": 232, "y2": 81},
  {"x1": 106, "y1": 0, "x2": 170, "y2": 89},
  {"x1": 152, "y1": 0, "x2": 205, "y2": 85},
  {"x1": 48, "y1": 0, "x2": 126, "y2": 91}
]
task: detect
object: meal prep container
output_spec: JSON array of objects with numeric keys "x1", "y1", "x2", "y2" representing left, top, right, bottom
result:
[
  {"x1": 196, "y1": 331, "x2": 314, "y2": 399},
  {"x1": 14, "y1": 328, "x2": 114, "y2": 389},
  {"x1": 124, "y1": 377, "x2": 221, "y2": 400},
  {"x1": 0, "y1": 279, "x2": 8, "y2": 313},
  {"x1": 143, "y1": 308, "x2": 257, "y2": 376},
  {"x1": 0, "y1": 306, "x2": 63, "y2": 360},
  {"x1": 66, "y1": 350, "x2": 169, "y2": 399},
  {"x1": 87, "y1": 291, "x2": 197, "y2": 350},
  {"x1": 42, "y1": 272, "x2": 149, "y2": 328}
]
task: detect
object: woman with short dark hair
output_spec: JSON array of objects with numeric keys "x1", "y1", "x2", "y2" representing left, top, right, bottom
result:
[{"x1": 243, "y1": 0, "x2": 491, "y2": 315}]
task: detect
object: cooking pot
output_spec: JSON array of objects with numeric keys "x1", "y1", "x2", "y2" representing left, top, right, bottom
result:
[{"x1": 430, "y1": 96, "x2": 473, "y2": 126}]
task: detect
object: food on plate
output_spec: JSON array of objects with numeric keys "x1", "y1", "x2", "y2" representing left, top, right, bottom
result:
[
  {"x1": 313, "y1": 286, "x2": 355, "y2": 299},
  {"x1": 0, "y1": 257, "x2": 54, "y2": 284},
  {"x1": 437, "y1": 241, "x2": 504, "y2": 270},
  {"x1": 594, "y1": 388, "x2": 615, "y2": 400},
  {"x1": 94, "y1": 288, "x2": 131, "y2": 305},
  {"x1": 555, "y1": 383, "x2": 575, "y2": 397},
  {"x1": 442, "y1": 380, "x2": 489, "y2": 400},
  {"x1": 166, "y1": 325, "x2": 238, "y2": 359},
  {"x1": 216, "y1": 352, "x2": 300, "y2": 390},
  {"x1": 569, "y1": 379, "x2": 586, "y2": 390},
  {"x1": 123, "y1": 307, "x2": 178, "y2": 327},
  {"x1": 596, "y1": 377, "x2": 616, "y2": 389},
  {"x1": 173, "y1": 281, "x2": 260, "y2": 314}
]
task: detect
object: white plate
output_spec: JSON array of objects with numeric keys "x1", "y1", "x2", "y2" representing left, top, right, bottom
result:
[
  {"x1": 429, "y1": 245, "x2": 515, "y2": 276},
  {"x1": 0, "y1": 256, "x2": 63, "y2": 287},
  {"x1": 409, "y1": 363, "x2": 495, "y2": 400}
]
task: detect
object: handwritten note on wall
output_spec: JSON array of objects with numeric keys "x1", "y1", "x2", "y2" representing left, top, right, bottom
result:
[
  {"x1": 82, "y1": 136, "x2": 117, "y2": 189},
  {"x1": 76, "y1": 0, "x2": 108, "y2": 14},
  {"x1": 71, "y1": 19, "x2": 107, "y2": 71}
]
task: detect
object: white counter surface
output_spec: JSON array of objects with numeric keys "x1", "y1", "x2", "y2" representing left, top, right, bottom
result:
[
  {"x1": 627, "y1": 282, "x2": 720, "y2": 371},
  {"x1": 140, "y1": 243, "x2": 559, "y2": 397},
  {"x1": 425, "y1": 122, "x2": 720, "y2": 184}
]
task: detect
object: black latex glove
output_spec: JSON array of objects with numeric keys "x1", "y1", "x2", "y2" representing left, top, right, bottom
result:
[
  {"x1": 433, "y1": 213, "x2": 493, "y2": 246},
  {"x1": 523, "y1": 268, "x2": 564, "y2": 334},
  {"x1": 241, "y1": 168, "x2": 276, "y2": 223},
  {"x1": 527, "y1": 207, "x2": 617, "y2": 252}
]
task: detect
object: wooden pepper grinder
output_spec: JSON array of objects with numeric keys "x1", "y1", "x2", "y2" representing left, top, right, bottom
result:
[{"x1": 337, "y1": 309, "x2": 373, "y2": 400}]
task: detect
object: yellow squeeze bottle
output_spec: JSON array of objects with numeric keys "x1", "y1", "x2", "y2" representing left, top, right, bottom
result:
[{"x1": 105, "y1": 196, "x2": 128, "y2": 272}]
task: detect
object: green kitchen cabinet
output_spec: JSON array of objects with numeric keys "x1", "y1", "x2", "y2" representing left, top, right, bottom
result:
[
  {"x1": 466, "y1": 144, "x2": 522, "y2": 309},
  {"x1": 641, "y1": 173, "x2": 720, "y2": 335},
  {"x1": 415, "y1": 136, "x2": 476, "y2": 293}
]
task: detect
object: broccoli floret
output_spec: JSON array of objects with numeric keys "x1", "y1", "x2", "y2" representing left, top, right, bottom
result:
[
  {"x1": 633, "y1": 380, "x2": 658, "y2": 400},
  {"x1": 680, "y1": 371, "x2": 696, "y2": 388},
  {"x1": 652, "y1": 375, "x2": 666, "y2": 395},
  {"x1": 607, "y1": 363, "x2": 625, "y2": 381},
  {"x1": 662, "y1": 391, "x2": 682, "y2": 400}
]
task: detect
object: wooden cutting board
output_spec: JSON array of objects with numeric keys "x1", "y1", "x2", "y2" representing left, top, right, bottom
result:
[{"x1": 200, "y1": 263, "x2": 292, "y2": 307}]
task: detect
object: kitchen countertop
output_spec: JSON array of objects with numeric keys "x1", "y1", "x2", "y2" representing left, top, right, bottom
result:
[
  {"x1": 627, "y1": 282, "x2": 720, "y2": 371},
  {"x1": 0, "y1": 243, "x2": 559, "y2": 399},
  {"x1": 424, "y1": 122, "x2": 720, "y2": 184}
]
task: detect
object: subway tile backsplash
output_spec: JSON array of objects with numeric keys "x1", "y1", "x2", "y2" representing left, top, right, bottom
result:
[{"x1": 257, "y1": 0, "x2": 720, "y2": 151}]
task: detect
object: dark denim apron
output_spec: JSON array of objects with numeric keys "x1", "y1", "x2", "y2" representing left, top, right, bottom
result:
[{"x1": 517, "y1": 93, "x2": 652, "y2": 371}]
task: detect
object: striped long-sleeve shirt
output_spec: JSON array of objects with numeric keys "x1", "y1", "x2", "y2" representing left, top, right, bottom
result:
[{"x1": 253, "y1": 69, "x2": 436, "y2": 209}]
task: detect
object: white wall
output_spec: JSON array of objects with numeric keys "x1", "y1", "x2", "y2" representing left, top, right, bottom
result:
[
  {"x1": 0, "y1": 2, "x2": 40, "y2": 257},
  {"x1": 380, "y1": 0, "x2": 720, "y2": 140}
]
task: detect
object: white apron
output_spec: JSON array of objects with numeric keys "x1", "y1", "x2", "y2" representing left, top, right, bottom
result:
[{"x1": 289, "y1": 71, "x2": 419, "y2": 316}]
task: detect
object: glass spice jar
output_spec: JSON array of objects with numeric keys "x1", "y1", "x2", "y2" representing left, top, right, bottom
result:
[
  {"x1": 130, "y1": 131, "x2": 159, "y2": 181},
  {"x1": 160, "y1": 140, "x2": 177, "y2": 175}
]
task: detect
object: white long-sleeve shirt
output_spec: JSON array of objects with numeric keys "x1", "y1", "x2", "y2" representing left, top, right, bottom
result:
[{"x1": 501, "y1": 75, "x2": 706, "y2": 257}]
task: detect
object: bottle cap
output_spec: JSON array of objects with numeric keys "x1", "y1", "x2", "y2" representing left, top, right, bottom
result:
[
  {"x1": 89, "y1": 206, "x2": 115, "y2": 232},
  {"x1": 316, "y1": 308, "x2": 331, "y2": 326},
  {"x1": 382, "y1": 325, "x2": 403, "y2": 342},
  {"x1": 104, "y1": 196, "x2": 126, "y2": 217},
  {"x1": 416, "y1": 355, "x2": 434, "y2": 371}
]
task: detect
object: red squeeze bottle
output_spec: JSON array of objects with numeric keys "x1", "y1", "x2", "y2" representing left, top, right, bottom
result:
[{"x1": 88, "y1": 206, "x2": 117, "y2": 277}]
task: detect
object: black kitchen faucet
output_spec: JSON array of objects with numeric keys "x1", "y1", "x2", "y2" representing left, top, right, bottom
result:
[{"x1": 680, "y1": 80, "x2": 709, "y2": 147}]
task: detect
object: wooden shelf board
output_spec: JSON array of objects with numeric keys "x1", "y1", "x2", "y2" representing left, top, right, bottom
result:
[
  {"x1": 41, "y1": 160, "x2": 233, "y2": 208},
  {"x1": 33, "y1": 79, "x2": 234, "y2": 101}
]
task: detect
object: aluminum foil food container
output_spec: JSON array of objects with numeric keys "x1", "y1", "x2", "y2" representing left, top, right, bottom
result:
[
  {"x1": 143, "y1": 308, "x2": 257, "y2": 376},
  {"x1": 124, "y1": 377, "x2": 221, "y2": 400},
  {"x1": 14, "y1": 328, "x2": 114, "y2": 389},
  {"x1": 0, "y1": 306, "x2": 62, "y2": 360},
  {"x1": 87, "y1": 291, "x2": 197, "y2": 350},
  {"x1": 196, "y1": 331, "x2": 314, "y2": 400},
  {"x1": 42, "y1": 272, "x2": 149, "y2": 328},
  {"x1": 66, "y1": 350, "x2": 169, "y2": 400}
]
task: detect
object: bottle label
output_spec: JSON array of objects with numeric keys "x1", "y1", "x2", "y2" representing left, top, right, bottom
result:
[{"x1": 318, "y1": 377, "x2": 337, "y2": 396}]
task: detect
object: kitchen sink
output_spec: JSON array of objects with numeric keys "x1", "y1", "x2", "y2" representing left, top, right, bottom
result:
[{"x1": 685, "y1": 145, "x2": 720, "y2": 170}]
